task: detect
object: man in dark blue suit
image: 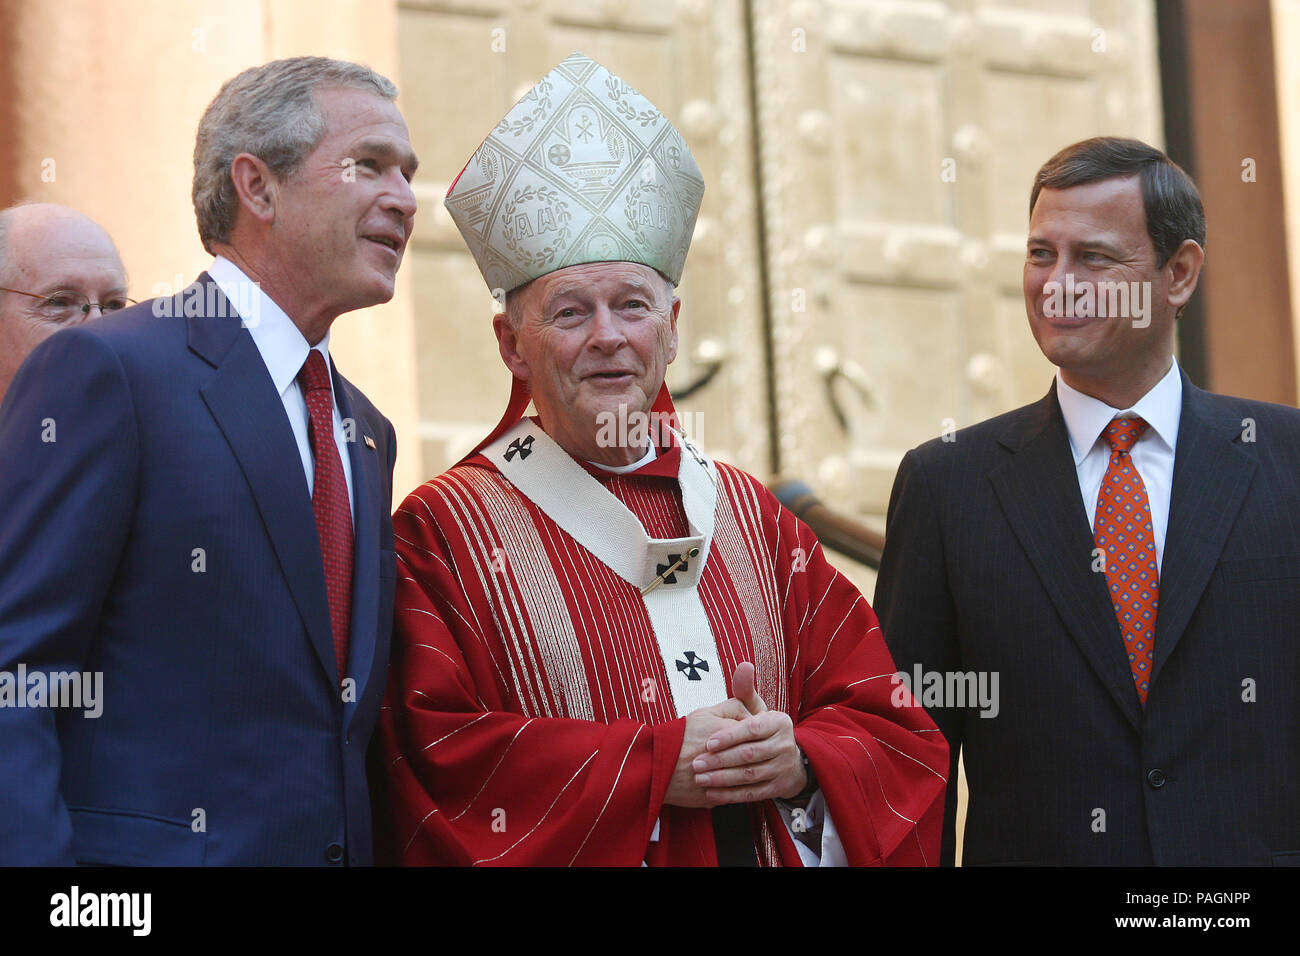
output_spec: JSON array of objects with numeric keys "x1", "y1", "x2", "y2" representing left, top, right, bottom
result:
[
  {"x1": 876, "y1": 137, "x2": 1300, "y2": 865},
  {"x1": 0, "y1": 56, "x2": 418, "y2": 865}
]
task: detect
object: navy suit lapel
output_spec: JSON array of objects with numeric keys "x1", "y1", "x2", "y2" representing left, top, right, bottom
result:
[
  {"x1": 332, "y1": 369, "x2": 384, "y2": 725},
  {"x1": 1152, "y1": 374, "x2": 1256, "y2": 680},
  {"x1": 186, "y1": 275, "x2": 337, "y2": 688},
  {"x1": 989, "y1": 385, "x2": 1144, "y2": 731}
]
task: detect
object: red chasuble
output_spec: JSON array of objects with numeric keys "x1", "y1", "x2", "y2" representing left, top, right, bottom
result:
[{"x1": 378, "y1": 424, "x2": 947, "y2": 866}]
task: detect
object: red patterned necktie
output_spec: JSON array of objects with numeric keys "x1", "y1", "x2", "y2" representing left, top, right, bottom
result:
[
  {"x1": 298, "y1": 350, "x2": 353, "y2": 686},
  {"x1": 1093, "y1": 416, "x2": 1158, "y2": 705}
]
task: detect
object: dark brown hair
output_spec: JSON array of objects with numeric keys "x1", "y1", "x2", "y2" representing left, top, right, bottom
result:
[{"x1": 1030, "y1": 137, "x2": 1206, "y2": 265}]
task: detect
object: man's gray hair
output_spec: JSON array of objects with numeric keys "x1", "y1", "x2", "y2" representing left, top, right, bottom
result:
[{"x1": 192, "y1": 56, "x2": 398, "y2": 254}]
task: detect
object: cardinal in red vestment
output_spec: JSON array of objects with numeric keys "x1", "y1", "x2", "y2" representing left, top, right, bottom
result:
[{"x1": 375, "y1": 52, "x2": 947, "y2": 866}]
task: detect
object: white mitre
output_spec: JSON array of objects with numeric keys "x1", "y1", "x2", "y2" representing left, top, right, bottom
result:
[{"x1": 444, "y1": 51, "x2": 706, "y2": 294}]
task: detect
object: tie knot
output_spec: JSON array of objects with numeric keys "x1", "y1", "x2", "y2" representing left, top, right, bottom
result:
[
  {"x1": 1104, "y1": 415, "x2": 1148, "y2": 453},
  {"x1": 297, "y1": 350, "x2": 332, "y2": 394}
]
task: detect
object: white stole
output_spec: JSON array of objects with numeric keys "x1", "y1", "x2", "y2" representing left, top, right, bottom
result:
[{"x1": 484, "y1": 420, "x2": 723, "y2": 717}]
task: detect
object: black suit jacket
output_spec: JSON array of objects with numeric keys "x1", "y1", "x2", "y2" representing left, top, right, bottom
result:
[{"x1": 874, "y1": 371, "x2": 1300, "y2": 865}]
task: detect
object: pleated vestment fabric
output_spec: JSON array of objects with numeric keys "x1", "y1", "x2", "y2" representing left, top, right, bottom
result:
[{"x1": 378, "y1": 437, "x2": 948, "y2": 866}]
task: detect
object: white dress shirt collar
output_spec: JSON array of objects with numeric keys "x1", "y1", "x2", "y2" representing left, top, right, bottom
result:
[
  {"x1": 1056, "y1": 359, "x2": 1182, "y2": 464},
  {"x1": 586, "y1": 441, "x2": 658, "y2": 474},
  {"x1": 208, "y1": 255, "x2": 334, "y2": 392}
]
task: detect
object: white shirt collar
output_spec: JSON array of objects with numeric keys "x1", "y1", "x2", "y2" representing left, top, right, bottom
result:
[
  {"x1": 587, "y1": 441, "x2": 658, "y2": 474},
  {"x1": 1055, "y1": 359, "x2": 1182, "y2": 465},
  {"x1": 208, "y1": 256, "x2": 332, "y2": 397}
]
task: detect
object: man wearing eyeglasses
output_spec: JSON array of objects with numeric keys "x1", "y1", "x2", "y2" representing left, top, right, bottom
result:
[{"x1": 0, "y1": 202, "x2": 130, "y2": 406}]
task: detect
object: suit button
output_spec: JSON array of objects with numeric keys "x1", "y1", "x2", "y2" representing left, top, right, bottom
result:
[
  {"x1": 325, "y1": 842, "x2": 345, "y2": 864},
  {"x1": 1147, "y1": 768, "x2": 1167, "y2": 789}
]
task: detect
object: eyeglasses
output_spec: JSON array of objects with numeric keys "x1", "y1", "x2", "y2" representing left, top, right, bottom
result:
[{"x1": 0, "y1": 286, "x2": 136, "y2": 322}]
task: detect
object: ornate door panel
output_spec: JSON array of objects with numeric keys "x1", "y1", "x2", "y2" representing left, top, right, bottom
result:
[{"x1": 751, "y1": 0, "x2": 1162, "y2": 518}]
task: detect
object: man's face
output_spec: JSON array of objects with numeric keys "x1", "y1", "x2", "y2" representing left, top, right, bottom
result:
[
  {"x1": 495, "y1": 262, "x2": 680, "y2": 465},
  {"x1": 269, "y1": 86, "x2": 418, "y2": 318},
  {"x1": 0, "y1": 212, "x2": 127, "y2": 404},
  {"x1": 1024, "y1": 175, "x2": 1181, "y2": 396}
]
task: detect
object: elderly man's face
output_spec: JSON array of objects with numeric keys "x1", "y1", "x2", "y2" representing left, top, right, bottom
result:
[
  {"x1": 0, "y1": 211, "x2": 127, "y2": 405},
  {"x1": 495, "y1": 262, "x2": 680, "y2": 466},
  {"x1": 269, "y1": 86, "x2": 417, "y2": 319},
  {"x1": 1024, "y1": 175, "x2": 1196, "y2": 402}
]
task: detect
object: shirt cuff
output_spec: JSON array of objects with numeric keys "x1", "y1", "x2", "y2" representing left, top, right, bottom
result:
[{"x1": 777, "y1": 789, "x2": 848, "y2": 867}]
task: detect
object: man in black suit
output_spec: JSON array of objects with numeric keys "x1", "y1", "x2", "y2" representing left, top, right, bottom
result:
[{"x1": 875, "y1": 137, "x2": 1300, "y2": 866}]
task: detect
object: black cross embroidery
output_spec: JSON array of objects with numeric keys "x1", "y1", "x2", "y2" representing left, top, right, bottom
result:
[
  {"x1": 676, "y1": 651, "x2": 709, "y2": 681},
  {"x1": 504, "y1": 436, "x2": 535, "y2": 462},
  {"x1": 683, "y1": 439, "x2": 715, "y2": 486},
  {"x1": 655, "y1": 553, "x2": 687, "y2": 584}
]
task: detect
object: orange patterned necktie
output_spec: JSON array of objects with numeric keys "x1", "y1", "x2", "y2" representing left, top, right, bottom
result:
[
  {"x1": 1093, "y1": 416, "x2": 1158, "y2": 705},
  {"x1": 298, "y1": 351, "x2": 353, "y2": 686}
]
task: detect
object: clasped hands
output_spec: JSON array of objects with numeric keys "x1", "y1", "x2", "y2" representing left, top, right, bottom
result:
[{"x1": 664, "y1": 661, "x2": 807, "y2": 808}]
